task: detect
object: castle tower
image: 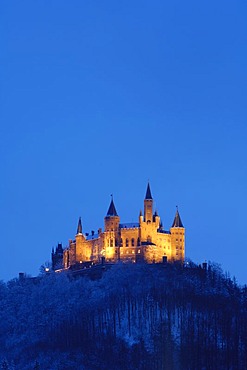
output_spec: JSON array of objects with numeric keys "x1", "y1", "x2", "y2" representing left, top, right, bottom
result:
[
  {"x1": 144, "y1": 182, "x2": 153, "y2": 222},
  {"x1": 104, "y1": 197, "x2": 120, "y2": 261},
  {"x1": 104, "y1": 197, "x2": 120, "y2": 232},
  {"x1": 75, "y1": 217, "x2": 87, "y2": 262},
  {"x1": 170, "y1": 207, "x2": 185, "y2": 261}
]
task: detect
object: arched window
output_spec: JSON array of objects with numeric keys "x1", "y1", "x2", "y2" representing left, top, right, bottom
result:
[
  {"x1": 110, "y1": 239, "x2": 113, "y2": 247},
  {"x1": 126, "y1": 238, "x2": 129, "y2": 247},
  {"x1": 131, "y1": 238, "x2": 135, "y2": 246}
]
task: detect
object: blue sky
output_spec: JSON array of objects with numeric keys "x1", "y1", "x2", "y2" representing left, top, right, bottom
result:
[{"x1": 1, "y1": 0, "x2": 247, "y2": 283}]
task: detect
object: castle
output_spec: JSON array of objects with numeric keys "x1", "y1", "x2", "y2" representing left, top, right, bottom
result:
[{"x1": 52, "y1": 183, "x2": 185, "y2": 270}]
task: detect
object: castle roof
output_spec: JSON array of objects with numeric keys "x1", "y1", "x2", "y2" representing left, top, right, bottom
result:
[
  {"x1": 106, "y1": 199, "x2": 118, "y2": 217},
  {"x1": 172, "y1": 209, "x2": 184, "y2": 228},
  {"x1": 77, "y1": 217, "x2": 82, "y2": 234},
  {"x1": 145, "y1": 182, "x2": 153, "y2": 200}
]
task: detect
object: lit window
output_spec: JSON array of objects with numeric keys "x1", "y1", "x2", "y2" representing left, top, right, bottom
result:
[{"x1": 138, "y1": 250, "x2": 141, "y2": 254}]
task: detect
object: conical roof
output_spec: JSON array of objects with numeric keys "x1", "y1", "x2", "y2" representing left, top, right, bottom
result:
[
  {"x1": 145, "y1": 182, "x2": 153, "y2": 200},
  {"x1": 171, "y1": 209, "x2": 184, "y2": 228},
  {"x1": 106, "y1": 199, "x2": 118, "y2": 217},
  {"x1": 77, "y1": 217, "x2": 82, "y2": 234}
]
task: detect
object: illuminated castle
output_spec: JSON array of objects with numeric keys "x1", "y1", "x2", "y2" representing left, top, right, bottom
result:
[{"x1": 52, "y1": 183, "x2": 185, "y2": 270}]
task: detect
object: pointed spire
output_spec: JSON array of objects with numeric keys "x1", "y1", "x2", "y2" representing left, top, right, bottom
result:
[
  {"x1": 171, "y1": 207, "x2": 184, "y2": 228},
  {"x1": 139, "y1": 209, "x2": 143, "y2": 217},
  {"x1": 145, "y1": 182, "x2": 153, "y2": 200},
  {"x1": 106, "y1": 196, "x2": 118, "y2": 217},
  {"x1": 77, "y1": 217, "x2": 82, "y2": 234}
]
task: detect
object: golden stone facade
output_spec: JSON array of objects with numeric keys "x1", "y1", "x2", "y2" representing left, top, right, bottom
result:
[
  {"x1": 52, "y1": 184, "x2": 185, "y2": 270},
  {"x1": 54, "y1": 183, "x2": 185, "y2": 270}
]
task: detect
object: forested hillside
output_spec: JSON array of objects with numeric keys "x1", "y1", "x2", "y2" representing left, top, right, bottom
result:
[{"x1": 0, "y1": 262, "x2": 246, "y2": 370}]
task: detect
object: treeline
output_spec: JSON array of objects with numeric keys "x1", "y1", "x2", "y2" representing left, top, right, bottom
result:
[{"x1": 0, "y1": 262, "x2": 247, "y2": 369}]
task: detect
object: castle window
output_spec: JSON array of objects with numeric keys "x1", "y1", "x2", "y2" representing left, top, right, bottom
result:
[
  {"x1": 120, "y1": 238, "x2": 123, "y2": 246},
  {"x1": 138, "y1": 249, "x2": 141, "y2": 254},
  {"x1": 131, "y1": 238, "x2": 135, "y2": 246},
  {"x1": 132, "y1": 250, "x2": 134, "y2": 254},
  {"x1": 110, "y1": 239, "x2": 113, "y2": 247},
  {"x1": 126, "y1": 238, "x2": 129, "y2": 247}
]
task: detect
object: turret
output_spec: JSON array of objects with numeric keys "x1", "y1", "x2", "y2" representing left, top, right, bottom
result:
[
  {"x1": 139, "y1": 209, "x2": 143, "y2": 224},
  {"x1": 144, "y1": 182, "x2": 153, "y2": 223},
  {"x1": 75, "y1": 217, "x2": 86, "y2": 262},
  {"x1": 170, "y1": 207, "x2": 185, "y2": 261},
  {"x1": 104, "y1": 196, "x2": 120, "y2": 232},
  {"x1": 153, "y1": 209, "x2": 160, "y2": 228}
]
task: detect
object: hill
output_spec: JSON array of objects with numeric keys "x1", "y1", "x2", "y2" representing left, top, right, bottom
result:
[{"x1": 0, "y1": 262, "x2": 246, "y2": 369}]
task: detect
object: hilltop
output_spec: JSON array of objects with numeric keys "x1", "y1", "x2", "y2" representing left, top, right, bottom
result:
[{"x1": 0, "y1": 261, "x2": 246, "y2": 370}]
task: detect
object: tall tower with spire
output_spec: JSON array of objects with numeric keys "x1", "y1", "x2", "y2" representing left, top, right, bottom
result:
[
  {"x1": 144, "y1": 182, "x2": 153, "y2": 223},
  {"x1": 104, "y1": 196, "x2": 121, "y2": 261},
  {"x1": 170, "y1": 207, "x2": 185, "y2": 261}
]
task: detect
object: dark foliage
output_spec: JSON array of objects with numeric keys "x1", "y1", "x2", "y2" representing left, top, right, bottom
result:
[{"x1": 0, "y1": 262, "x2": 247, "y2": 369}]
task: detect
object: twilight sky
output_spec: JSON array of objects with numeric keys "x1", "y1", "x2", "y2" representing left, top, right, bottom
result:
[{"x1": 1, "y1": 0, "x2": 247, "y2": 283}]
